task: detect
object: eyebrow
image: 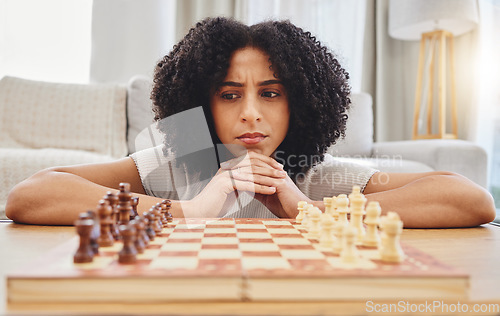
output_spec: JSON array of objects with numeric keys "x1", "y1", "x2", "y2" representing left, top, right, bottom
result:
[{"x1": 218, "y1": 79, "x2": 283, "y2": 88}]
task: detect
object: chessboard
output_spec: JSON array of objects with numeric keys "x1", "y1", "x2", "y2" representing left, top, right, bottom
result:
[{"x1": 7, "y1": 217, "x2": 468, "y2": 304}]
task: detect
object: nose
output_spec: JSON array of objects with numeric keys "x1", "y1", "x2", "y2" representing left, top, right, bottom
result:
[{"x1": 240, "y1": 96, "x2": 261, "y2": 122}]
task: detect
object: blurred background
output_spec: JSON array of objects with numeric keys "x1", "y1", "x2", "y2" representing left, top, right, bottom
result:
[{"x1": 0, "y1": 0, "x2": 499, "y2": 213}]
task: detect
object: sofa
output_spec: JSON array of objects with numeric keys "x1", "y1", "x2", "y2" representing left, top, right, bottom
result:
[{"x1": 0, "y1": 75, "x2": 488, "y2": 219}]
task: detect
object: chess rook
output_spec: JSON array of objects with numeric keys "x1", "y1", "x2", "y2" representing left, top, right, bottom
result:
[
  {"x1": 73, "y1": 218, "x2": 95, "y2": 263},
  {"x1": 379, "y1": 212, "x2": 405, "y2": 263},
  {"x1": 118, "y1": 224, "x2": 138, "y2": 264},
  {"x1": 97, "y1": 200, "x2": 114, "y2": 247}
]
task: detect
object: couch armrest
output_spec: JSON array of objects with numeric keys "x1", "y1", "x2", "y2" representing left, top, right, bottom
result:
[{"x1": 372, "y1": 140, "x2": 488, "y2": 188}]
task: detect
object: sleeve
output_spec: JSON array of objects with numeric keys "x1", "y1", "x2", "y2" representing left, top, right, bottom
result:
[
  {"x1": 129, "y1": 145, "x2": 179, "y2": 199},
  {"x1": 297, "y1": 154, "x2": 378, "y2": 200}
]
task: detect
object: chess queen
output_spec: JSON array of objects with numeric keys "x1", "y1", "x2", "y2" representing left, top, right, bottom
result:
[{"x1": 6, "y1": 18, "x2": 495, "y2": 228}]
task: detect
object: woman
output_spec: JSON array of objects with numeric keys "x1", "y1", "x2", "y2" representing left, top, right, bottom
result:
[{"x1": 5, "y1": 17, "x2": 496, "y2": 227}]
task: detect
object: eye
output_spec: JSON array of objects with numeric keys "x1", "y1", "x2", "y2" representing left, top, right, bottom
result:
[
  {"x1": 221, "y1": 93, "x2": 240, "y2": 100},
  {"x1": 262, "y1": 91, "x2": 280, "y2": 98}
]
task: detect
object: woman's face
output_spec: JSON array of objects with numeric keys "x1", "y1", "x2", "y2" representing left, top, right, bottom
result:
[{"x1": 210, "y1": 47, "x2": 290, "y2": 157}]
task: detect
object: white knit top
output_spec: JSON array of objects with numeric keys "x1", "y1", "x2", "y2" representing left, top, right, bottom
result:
[{"x1": 130, "y1": 145, "x2": 378, "y2": 219}]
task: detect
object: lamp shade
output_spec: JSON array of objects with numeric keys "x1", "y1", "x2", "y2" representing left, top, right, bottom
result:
[{"x1": 388, "y1": 0, "x2": 479, "y2": 40}]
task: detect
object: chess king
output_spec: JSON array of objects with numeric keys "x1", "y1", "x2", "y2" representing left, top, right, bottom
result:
[{"x1": 6, "y1": 17, "x2": 495, "y2": 228}]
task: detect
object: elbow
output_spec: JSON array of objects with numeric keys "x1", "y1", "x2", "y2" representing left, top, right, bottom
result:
[
  {"x1": 474, "y1": 189, "x2": 497, "y2": 225},
  {"x1": 5, "y1": 180, "x2": 30, "y2": 223},
  {"x1": 455, "y1": 174, "x2": 497, "y2": 226},
  {"x1": 5, "y1": 168, "x2": 53, "y2": 224}
]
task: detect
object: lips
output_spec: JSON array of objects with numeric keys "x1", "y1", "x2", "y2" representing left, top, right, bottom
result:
[{"x1": 237, "y1": 132, "x2": 267, "y2": 145}]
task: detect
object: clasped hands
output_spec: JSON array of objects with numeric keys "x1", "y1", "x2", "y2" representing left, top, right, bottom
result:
[{"x1": 185, "y1": 151, "x2": 312, "y2": 218}]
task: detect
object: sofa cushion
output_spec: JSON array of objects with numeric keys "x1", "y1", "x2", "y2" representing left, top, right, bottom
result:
[
  {"x1": 328, "y1": 92, "x2": 373, "y2": 157},
  {"x1": 127, "y1": 75, "x2": 155, "y2": 154},
  {"x1": 0, "y1": 76, "x2": 128, "y2": 158}
]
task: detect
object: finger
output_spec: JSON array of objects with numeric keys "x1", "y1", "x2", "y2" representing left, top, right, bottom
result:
[
  {"x1": 231, "y1": 178, "x2": 277, "y2": 195},
  {"x1": 246, "y1": 151, "x2": 284, "y2": 170},
  {"x1": 221, "y1": 152, "x2": 283, "y2": 170},
  {"x1": 232, "y1": 172, "x2": 287, "y2": 188},
  {"x1": 231, "y1": 165, "x2": 287, "y2": 179}
]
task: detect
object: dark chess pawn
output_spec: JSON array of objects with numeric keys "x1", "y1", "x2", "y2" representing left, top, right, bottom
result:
[
  {"x1": 74, "y1": 218, "x2": 95, "y2": 263},
  {"x1": 118, "y1": 224, "x2": 138, "y2": 264},
  {"x1": 162, "y1": 199, "x2": 173, "y2": 223},
  {"x1": 149, "y1": 207, "x2": 162, "y2": 234},
  {"x1": 137, "y1": 216, "x2": 150, "y2": 246},
  {"x1": 130, "y1": 196, "x2": 139, "y2": 220},
  {"x1": 97, "y1": 200, "x2": 114, "y2": 247},
  {"x1": 104, "y1": 191, "x2": 120, "y2": 240},
  {"x1": 130, "y1": 219, "x2": 146, "y2": 254},
  {"x1": 144, "y1": 212, "x2": 156, "y2": 241}
]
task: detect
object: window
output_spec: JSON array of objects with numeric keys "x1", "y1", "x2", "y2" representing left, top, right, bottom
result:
[{"x1": 0, "y1": 0, "x2": 92, "y2": 83}]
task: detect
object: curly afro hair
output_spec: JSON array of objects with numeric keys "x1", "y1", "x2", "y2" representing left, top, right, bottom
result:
[{"x1": 151, "y1": 17, "x2": 351, "y2": 179}]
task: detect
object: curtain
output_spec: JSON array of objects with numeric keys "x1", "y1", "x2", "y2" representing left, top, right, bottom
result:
[
  {"x1": 89, "y1": 0, "x2": 366, "y2": 91},
  {"x1": 90, "y1": 0, "x2": 176, "y2": 83},
  {"x1": 89, "y1": 0, "x2": 496, "y2": 145}
]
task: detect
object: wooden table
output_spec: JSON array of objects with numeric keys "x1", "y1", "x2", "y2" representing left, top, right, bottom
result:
[{"x1": 1, "y1": 220, "x2": 500, "y2": 315}]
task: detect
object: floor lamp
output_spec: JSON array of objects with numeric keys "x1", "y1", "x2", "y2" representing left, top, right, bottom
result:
[{"x1": 388, "y1": 0, "x2": 478, "y2": 140}]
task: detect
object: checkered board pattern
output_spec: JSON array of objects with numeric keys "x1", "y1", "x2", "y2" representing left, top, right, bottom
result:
[{"x1": 7, "y1": 218, "x2": 469, "y2": 303}]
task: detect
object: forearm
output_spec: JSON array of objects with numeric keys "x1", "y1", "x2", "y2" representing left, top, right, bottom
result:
[
  {"x1": 5, "y1": 170, "x2": 189, "y2": 225},
  {"x1": 365, "y1": 174, "x2": 496, "y2": 228}
]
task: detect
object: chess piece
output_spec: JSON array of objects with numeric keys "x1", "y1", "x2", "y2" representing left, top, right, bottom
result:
[
  {"x1": 295, "y1": 201, "x2": 307, "y2": 224},
  {"x1": 97, "y1": 200, "x2": 114, "y2": 247},
  {"x1": 336, "y1": 194, "x2": 349, "y2": 225},
  {"x1": 74, "y1": 218, "x2": 95, "y2": 263},
  {"x1": 145, "y1": 212, "x2": 156, "y2": 240},
  {"x1": 159, "y1": 202, "x2": 169, "y2": 226},
  {"x1": 130, "y1": 219, "x2": 145, "y2": 254},
  {"x1": 379, "y1": 212, "x2": 405, "y2": 263},
  {"x1": 319, "y1": 213, "x2": 336, "y2": 249},
  {"x1": 79, "y1": 211, "x2": 100, "y2": 255},
  {"x1": 118, "y1": 224, "x2": 138, "y2": 264},
  {"x1": 362, "y1": 201, "x2": 381, "y2": 248},
  {"x1": 348, "y1": 186, "x2": 366, "y2": 242},
  {"x1": 130, "y1": 196, "x2": 139, "y2": 220},
  {"x1": 323, "y1": 197, "x2": 333, "y2": 217},
  {"x1": 162, "y1": 199, "x2": 173, "y2": 223},
  {"x1": 151, "y1": 206, "x2": 163, "y2": 233},
  {"x1": 104, "y1": 191, "x2": 120, "y2": 240},
  {"x1": 340, "y1": 225, "x2": 360, "y2": 264},
  {"x1": 306, "y1": 207, "x2": 321, "y2": 239},
  {"x1": 118, "y1": 183, "x2": 132, "y2": 226},
  {"x1": 332, "y1": 219, "x2": 346, "y2": 255},
  {"x1": 137, "y1": 215, "x2": 150, "y2": 246},
  {"x1": 301, "y1": 203, "x2": 312, "y2": 230}
]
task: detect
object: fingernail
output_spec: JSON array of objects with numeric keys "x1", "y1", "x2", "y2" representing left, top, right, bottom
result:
[
  {"x1": 279, "y1": 171, "x2": 287, "y2": 176},
  {"x1": 276, "y1": 163, "x2": 284, "y2": 170},
  {"x1": 220, "y1": 161, "x2": 230, "y2": 168}
]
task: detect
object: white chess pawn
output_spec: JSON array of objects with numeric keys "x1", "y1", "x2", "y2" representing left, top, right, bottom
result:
[
  {"x1": 348, "y1": 186, "x2": 366, "y2": 243},
  {"x1": 340, "y1": 225, "x2": 360, "y2": 264},
  {"x1": 319, "y1": 213, "x2": 336, "y2": 249},
  {"x1": 306, "y1": 207, "x2": 322, "y2": 239},
  {"x1": 362, "y1": 201, "x2": 381, "y2": 248},
  {"x1": 332, "y1": 219, "x2": 346, "y2": 255},
  {"x1": 336, "y1": 194, "x2": 349, "y2": 225},
  {"x1": 301, "y1": 204, "x2": 313, "y2": 231},
  {"x1": 379, "y1": 212, "x2": 404, "y2": 263},
  {"x1": 323, "y1": 197, "x2": 332, "y2": 215},
  {"x1": 296, "y1": 201, "x2": 308, "y2": 224}
]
